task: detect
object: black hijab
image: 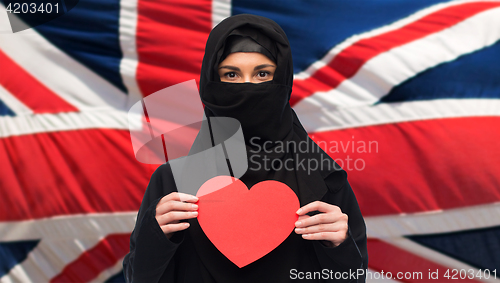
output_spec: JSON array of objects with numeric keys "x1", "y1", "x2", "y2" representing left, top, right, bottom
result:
[
  {"x1": 194, "y1": 13, "x2": 346, "y2": 205},
  {"x1": 174, "y1": 14, "x2": 351, "y2": 281}
]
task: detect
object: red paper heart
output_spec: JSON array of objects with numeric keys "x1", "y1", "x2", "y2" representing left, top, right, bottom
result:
[{"x1": 196, "y1": 176, "x2": 300, "y2": 268}]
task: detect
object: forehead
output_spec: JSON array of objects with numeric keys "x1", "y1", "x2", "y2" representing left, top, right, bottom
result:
[{"x1": 218, "y1": 52, "x2": 276, "y2": 66}]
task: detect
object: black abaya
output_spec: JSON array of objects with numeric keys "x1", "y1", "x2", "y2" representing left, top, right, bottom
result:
[{"x1": 123, "y1": 14, "x2": 368, "y2": 282}]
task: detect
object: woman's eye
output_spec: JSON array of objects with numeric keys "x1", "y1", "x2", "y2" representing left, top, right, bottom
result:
[
  {"x1": 257, "y1": 71, "x2": 270, "y2": 78},
  {"x1": 224, "y1": 72, "x2": 237, "y2": 78}
]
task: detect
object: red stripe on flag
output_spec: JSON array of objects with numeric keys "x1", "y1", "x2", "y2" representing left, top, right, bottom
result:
[
  {"x1": 368, "y1": 239, "x2": 483, "y2": 282},
  {"x1": 50, "y1": 233, "x2": 131, "y2": 283},
  {"x1": 0, "y1": 50, "x2": 79, "y2": 114},
  {"x1": 290, "y1": 1, "x2": 500, "y2": 106},
  {"x1": 135, "y1": 0, "x2": 212, "y2": 96},
  {"x1": 0, "y1": 129, "x2": 156, "y2": 221},
  {"x1": 309, "y1": 116, "x2": 500, "y2": 216}
]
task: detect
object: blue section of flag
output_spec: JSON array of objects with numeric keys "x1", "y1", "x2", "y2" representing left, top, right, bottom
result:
[
  {"x1": 0, "y1": 240, "x2": 40, "y2": 277},
  {"x1": 232, "y1": 0, "x2": 451, "y2": 73},
  {"x1": 31, "y1": 0, "x2": 127, "y2": 93},
  {"x1": 0, "y1": 99, "x2": 15, "y2": 116},
  {"x1": 407, "y1": 226, "x2": 500, "y2": 270},
  {"x1": 381, "y1": 40, "x2": 500, "y2": 103}
]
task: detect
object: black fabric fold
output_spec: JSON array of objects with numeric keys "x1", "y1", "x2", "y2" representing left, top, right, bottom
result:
[{"x1": 220, "y1": 34, "x2": 277, "y2": 63}]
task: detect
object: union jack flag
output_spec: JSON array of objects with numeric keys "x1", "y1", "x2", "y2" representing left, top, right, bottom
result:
[{"x1": 1, "y1": 0, "x2": 499, "y2": 282}]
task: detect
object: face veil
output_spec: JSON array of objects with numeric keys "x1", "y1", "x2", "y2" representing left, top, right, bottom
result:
[
  {"x1": 200, "y1": 16, "x2": 295, "y2": 146},
  {"x1": 200, "y1": 14, "x2": 294, "y2": 93}
]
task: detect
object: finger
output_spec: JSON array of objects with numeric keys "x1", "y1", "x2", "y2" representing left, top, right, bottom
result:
[
  {"x1": 160, "y1": 222, "x2": 190, "y2": 235},
  {"x1": 157, "y1": 200, "x2": 198, "y2": 215},
  {"x1": 296, "y1": 201, "x2": 340, "y2": 215},
  {"x1": 295, "y1": 213, "x2": 335, "y2": 228},
  {"x1": 157, "y1": 211, "x2": 198, "y2": 226},
  {"x1": 156, "y1": 216, "x2": 178, "y2": 228},
  {"x1": 295, "y1": 222, "x2": 346, "y2": 235},
  {"x1": 296, "y1": 212, "x2": 347, "y2": 228},
  {"x1": 297, "y1": 215, "x2": 310, "y2": 221},
  {"x1": 159, "y1": 192, "x2": 198, "y2": 205},
  {"x1": 301, "y1": 231, "x2": 347, "y2": 245},
  {"x1": 160, "y1": 192, "x2": 199, "y2": 204}
]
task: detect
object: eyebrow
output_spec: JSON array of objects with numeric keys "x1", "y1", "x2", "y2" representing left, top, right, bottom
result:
[
  {"x1": 218, "y1": 64, "x2": 276, "y2": 71},
  {"x1": 254, "y1": 64, "x2": 276, "y2": 70},
  {"x1": 218, "y1": 65, "x2": 240, "y2": 71}
]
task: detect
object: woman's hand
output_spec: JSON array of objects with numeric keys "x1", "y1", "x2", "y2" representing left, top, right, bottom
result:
[
  {"x1": 155, "y1": 192, "x2": 199, "y2": 239},
  {"x1": 294, "y1": 201, "x2": 348, "y2": 247}
]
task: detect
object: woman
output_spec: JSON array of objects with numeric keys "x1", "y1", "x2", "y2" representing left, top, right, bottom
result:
[{"x1": 124, "y1": 14, "x2": 368, "y2": 282}]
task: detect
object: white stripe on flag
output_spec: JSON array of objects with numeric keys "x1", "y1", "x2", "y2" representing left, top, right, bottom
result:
[
  {"x1": 294, "y1": 98, "x2": 500, "y2": 133},
  {"x1": 0, "y1": 109, "x2": 142, "y2": 138},
  {"x1": 365, "y1": 202, "x2": 500, "y2": 238},
  {"x1": 212, "y1": 0, "x2": 232, "y2": 28},
  {"x1": 0, "y1": 212, "x2": 137, "y2": 241},
  {"x1": 119, "y1": 0, "x2": 143, "y2": 108}
]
